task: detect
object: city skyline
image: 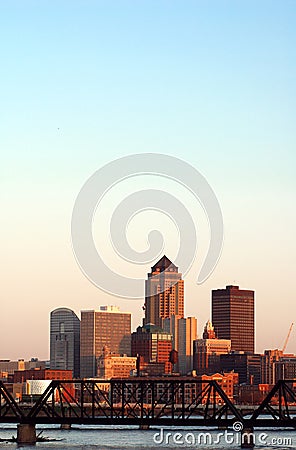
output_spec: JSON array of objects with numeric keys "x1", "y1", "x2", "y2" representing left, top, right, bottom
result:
[
  {"x1": 1, "y1": 253, "x2": 295, "y2": 360},
  {"x1": 1, "y1": 1, "x2": 295, "y2": 359},
  {"x1": 3, "y1": 253, "x2": 292, "y2": 366}
]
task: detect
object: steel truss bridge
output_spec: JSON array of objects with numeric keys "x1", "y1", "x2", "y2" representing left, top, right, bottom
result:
[{"x1": 1, "y1": 378, "x2": 296, "y2": 429}]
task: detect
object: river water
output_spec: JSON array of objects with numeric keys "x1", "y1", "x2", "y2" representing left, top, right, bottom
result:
[{"x1": 0, "y1": 424, "x2": 295, "y2": 449}]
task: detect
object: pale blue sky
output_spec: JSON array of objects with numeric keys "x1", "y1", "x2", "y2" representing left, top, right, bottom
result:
[{"x1": 0, "y1": 1, "x2": 295, "y2": 358}]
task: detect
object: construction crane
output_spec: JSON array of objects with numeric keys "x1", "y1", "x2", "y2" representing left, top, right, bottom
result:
[{"x1": 282, "y1": 322, "x2": 294, "y2": 353}]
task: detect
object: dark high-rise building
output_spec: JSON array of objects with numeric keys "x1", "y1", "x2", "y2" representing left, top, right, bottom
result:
[
  {"x1": 144, "y1": 255, "x2": 184, "y2": 328},
  {"x1": 80, "y1": 306, "x2": 131, "y2": 378},
  {"x1": 50, "y1": 308, "x2": 80, "y2": 378},
  {"x1": 212, "y1": 285, "x2": 255, "y2": 353}
]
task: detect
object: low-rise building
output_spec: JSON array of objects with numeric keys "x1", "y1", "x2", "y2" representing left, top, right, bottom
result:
[
  {"x1": 0, "y1": 358, "x2": 46, "y2": 374},
  {"x1": 220, "y1": 352, "x2": 261, "y2": 385},
  {"x1": 236, "y1": 384, "x2": 273, "y2": 404},
  {"x1": 196, "y1": 372, "x2": 238, "y2": 403},
  {"x1": 97, "y1": 347, "x2": 137, "y2": 379},
  {"x1": 193, "y1": 321, "x2": 231, "y2": 375},
  {"x1": 13, "y1": 368, "x2": 72, "y2": 383},
  {"x1": 131, "y1": 324, "x2": 173, "y2": 375},
  {"x1": 274, "y1": 357, "x2": 296, "y2": 381}
]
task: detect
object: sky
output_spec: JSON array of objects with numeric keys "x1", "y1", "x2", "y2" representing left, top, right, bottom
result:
[{"x1": 0, "y1": 1, "x2": 295, "y2": 359}]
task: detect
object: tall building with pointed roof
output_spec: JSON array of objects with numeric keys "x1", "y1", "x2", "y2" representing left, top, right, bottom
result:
[
  {"x1": 151, "y1": 255, "x2": 178, "y2": 273},
  {"x1": 144, "y1": 255, "x2": 184, "y2": 328}
]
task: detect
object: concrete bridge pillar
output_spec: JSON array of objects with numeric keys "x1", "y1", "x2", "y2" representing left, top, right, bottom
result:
[
  {"x1": 60, "y1": 406, "x2": 71, "y2": 429},
  {"x1": 17, "y1": 423, "x2": 37, "y2": 445},
  {"x1": 139, "y1": 424, "x2": 150, "y2": 430},
  {"x1": 241, "y1": 427, "x2": 255, "y2": 448}
]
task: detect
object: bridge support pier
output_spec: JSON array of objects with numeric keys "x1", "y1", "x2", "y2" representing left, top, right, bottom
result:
[
  {"x1": 61, "y1": 423, "x2": 71, "y2": 430},
  {"x1": 241, "y1": 427, "x2": 254, "y2": 448},
  {"x1": 139, "y1": 424, "x2": 150, "y2": 430},
  {"x1": 17, "y1": 423, "x2": 36, "y2": 445}
]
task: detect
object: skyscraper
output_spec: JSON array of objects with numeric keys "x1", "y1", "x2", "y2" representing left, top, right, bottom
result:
[
  {"x1": 144, "y1": 255, "x2": 184, "y2": 327},
  {"x1": 212, "y1": 285, "x2": 255, "y2": 353},
  {"x1": 178, "y1": 317, "x2": 198, "y2": 375},
  {"x1": 163, "y1": 315, "x2": 197, "y2": 375},
  {"x1": 80, "y1": 306, "x2": 131, "y2": 378},
  {"x1": 50, "y1": 308, "x2": 80, "y2": 378}
]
